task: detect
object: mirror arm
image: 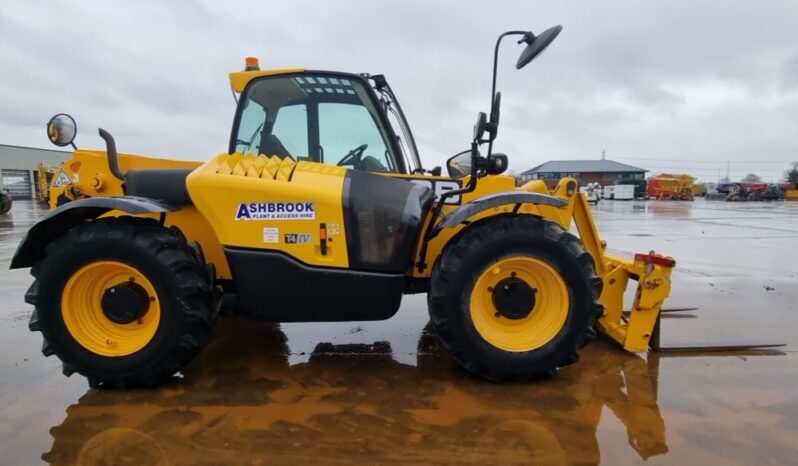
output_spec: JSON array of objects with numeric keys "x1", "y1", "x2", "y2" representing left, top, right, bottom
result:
[
  {"x1": 98, "y1": 128, "x2": 126, "y2": 181},
  {"x1": 488, "y1": 31, "x2": 525, "y2": 159},
  {"x1": 415, "y1": 140, "x2": 481, "y2": 273},
  {"x1": 490, "y1": 31, "x2": 526, "y2": 108}
]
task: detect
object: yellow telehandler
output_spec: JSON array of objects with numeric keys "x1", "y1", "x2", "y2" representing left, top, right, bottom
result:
[{"x1": 14, "y1": 26, "x2": 678, "y2": 388}]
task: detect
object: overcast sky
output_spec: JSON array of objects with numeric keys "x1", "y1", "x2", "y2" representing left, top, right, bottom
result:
[{"x1": 2, "y1": 1, "x2": 797, "y2": 181}]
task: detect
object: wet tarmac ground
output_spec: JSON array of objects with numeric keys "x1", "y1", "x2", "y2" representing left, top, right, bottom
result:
[{"x1": 0, "y1": 199, "x2": 797, "y2": 465}]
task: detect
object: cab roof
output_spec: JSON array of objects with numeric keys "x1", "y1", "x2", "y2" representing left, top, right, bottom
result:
[{"x1": 229, "y1": 68, "x2": 306, "y2": 93}]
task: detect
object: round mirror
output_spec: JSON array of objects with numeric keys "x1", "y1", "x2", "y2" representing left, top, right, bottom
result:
[
  {"x1": 516, "y1": 25, "x2": 562, "y2": 70},
  {"x1": 46, "y1": 113, "x2": 77, "y2": 147}
]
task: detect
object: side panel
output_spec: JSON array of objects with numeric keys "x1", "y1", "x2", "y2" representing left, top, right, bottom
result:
[
  {"x1": 188, "y1": 155, "x2": 351, "y2": 268},
  {"x1": 225, "y1": 248, "x2": 404, "y2": 321}
]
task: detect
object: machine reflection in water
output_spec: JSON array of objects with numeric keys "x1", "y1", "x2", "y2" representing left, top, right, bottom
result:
[{"x1": 44, "y1": 317, "x2": 676, "y2": 465}]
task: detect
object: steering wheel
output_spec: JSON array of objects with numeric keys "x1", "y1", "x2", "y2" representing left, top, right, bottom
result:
[{"x1": 336, "y1": 144, "x2": 368, "y2": 168}]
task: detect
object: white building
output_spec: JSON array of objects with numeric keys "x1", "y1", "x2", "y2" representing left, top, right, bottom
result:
[{"x1": 0, "y1": 144, "x2": 71, "y2": 199}]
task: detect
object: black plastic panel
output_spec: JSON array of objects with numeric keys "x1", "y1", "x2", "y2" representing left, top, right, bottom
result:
[
  {"x1": 224, "y1": 247, "x2": 405, "y2": 322},
  {"x1": 124, "y1": 169, "x2": 194, "y2": 205},
  {"x1": 342, "y1": 170, "x2": 434, "y2": 273}
]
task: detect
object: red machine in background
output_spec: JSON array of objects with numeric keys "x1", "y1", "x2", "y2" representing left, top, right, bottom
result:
[{"x1": 727, "y1": 182, "x2": 785, "y2": 201}]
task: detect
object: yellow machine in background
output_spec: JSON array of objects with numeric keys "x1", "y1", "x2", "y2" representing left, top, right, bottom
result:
[
  {"x1": 35, "y1": 163, "x2": 56, "y2": 208},
  {"x1": 13, "y1": 26, "x2": 677, "y2": 389},
  {"x1": 648, "y1": 173, "x2": 696, "y2": 200},
  {"x1": 692, "y1": 182, "x2": 707, "y2": 197}
]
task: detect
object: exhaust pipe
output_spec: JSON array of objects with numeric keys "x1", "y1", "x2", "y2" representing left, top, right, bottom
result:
[{"x1": 98, "y1": 128, "x2": 125, "y2": 181}]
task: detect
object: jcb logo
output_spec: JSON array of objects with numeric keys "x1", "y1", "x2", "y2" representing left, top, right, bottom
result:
[{"x1": 409, "y1": 179, "x2": 463, "y2": 205}]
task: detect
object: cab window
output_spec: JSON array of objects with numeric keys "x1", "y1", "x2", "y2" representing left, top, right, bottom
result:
[
  {"x1": 232, "y1": 73, "x2": 401, "y2": 173},
  {"x1": 319, "y1": 102, "x2": 393, "y2": 171},
  {"x1": 271, "y1": 104, "x2": 308, "y2": 157}
]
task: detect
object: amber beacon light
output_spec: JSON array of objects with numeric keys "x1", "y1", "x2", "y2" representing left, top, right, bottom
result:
[{"x1": 244, "y1": 56, "x2": 260, "y2": 71}]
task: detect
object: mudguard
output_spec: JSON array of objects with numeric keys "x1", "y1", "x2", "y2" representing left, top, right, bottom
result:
[
  {"x1": 432, "y1": 191, "x2": 568, "y2": 234},
  {"x1": 10, "y1": 196, "x2": 177, "y2": 269}
]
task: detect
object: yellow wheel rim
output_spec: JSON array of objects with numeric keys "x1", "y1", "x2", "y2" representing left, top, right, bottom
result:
[
  {"x1": 470, "y1": 256, "x2": 569, "y2": 352},
  {"x1": 62, "y1": 261, "x2": 160, "y2": 357}
]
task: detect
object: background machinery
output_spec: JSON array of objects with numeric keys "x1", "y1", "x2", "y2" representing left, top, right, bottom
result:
[
  {"x1": 35, "y1": 162, "x2": 57, "y2": 208},
  {"x1": 726, "y1": 182, "x2": 785, "y2": 201},
  {"x1": 581, "y1": 182, "x2": 601, "y2": 203},
  {"x1": 647, "y1": 173, "x2": 695, "y2": 200}
]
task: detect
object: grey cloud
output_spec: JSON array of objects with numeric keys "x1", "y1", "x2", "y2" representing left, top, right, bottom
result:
[{"x1": 1, "y1": 0, "x2": 797, "y2": 179}]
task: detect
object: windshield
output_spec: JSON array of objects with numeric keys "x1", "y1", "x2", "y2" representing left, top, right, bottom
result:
[{"x1": 231, "y1": 73, "x2": 402, "y2": 173}]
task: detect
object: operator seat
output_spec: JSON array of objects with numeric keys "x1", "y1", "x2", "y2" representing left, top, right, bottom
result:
[
  {"x1": 259, "y1": 134, "x2": 292, "y2": 159},
  {"x1": 360, "y1": 155, "x2": 388, "y2": 172}
]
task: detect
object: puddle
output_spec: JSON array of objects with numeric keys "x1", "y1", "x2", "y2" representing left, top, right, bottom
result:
[{"x1": 1, "y1": 200, "x2": 797, "y2": 464}]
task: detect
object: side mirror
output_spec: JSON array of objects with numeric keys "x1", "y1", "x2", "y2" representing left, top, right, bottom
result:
[
  {"x1": 46, "y1": 113, "x2": 77, "y2": 148},
  {"x1": 486, "y1": 153, "x2": 508, "y2": 175},
  {"x1": 516, "y1": 25, "x2": 563, "y2": 70},
  {"x1": 473, "y1": 112, "x2": 487, "y2": 141},
  {"x1": 446, "y1": 150, "x2": 473, "y2": 178}
]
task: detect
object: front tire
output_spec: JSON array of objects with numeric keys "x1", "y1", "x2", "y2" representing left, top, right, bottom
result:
[
  {"x1": 27, "y1": 217, "x2": 214, "y2": 388},
  {"x1": 428, "y1": 214, "x2": 603, "y2": 381}
]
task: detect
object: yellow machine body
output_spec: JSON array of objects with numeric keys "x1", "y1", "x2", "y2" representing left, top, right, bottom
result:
[
  {"x1": 46, "y1": 150, "x2": 200, "y2": 208},
  {"x1": 30, "y1": 65, "x2": 675, "y2": 351},
  {"x1": 49, "y1": 149, "x2": 673, "y2": 351},
  {"x1": 183, "y1": 152, "x2": 579, "y2": 272},
  {"x1": 187, "y1": 154, "x2": 351, "y2": 268}
]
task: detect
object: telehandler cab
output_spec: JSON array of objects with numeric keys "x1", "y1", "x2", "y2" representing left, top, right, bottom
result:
[{"x1": 14, "y1": 26, "x2": 678, "y2": 388}]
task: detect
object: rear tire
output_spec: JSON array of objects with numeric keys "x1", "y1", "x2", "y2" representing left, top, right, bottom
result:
[
  {"x1": 27, "y1": 217, "x2": 214, "y2": 388},
  {"x1": 428, "y1": 214, "x2": 603, "y2": 382}
]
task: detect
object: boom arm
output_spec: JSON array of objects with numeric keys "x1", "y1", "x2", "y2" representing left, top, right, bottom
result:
[{"x1": 572, "y1": 193, "x2": 675, "y2": 351}]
